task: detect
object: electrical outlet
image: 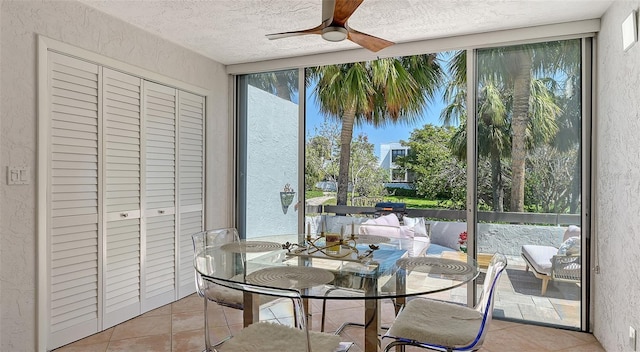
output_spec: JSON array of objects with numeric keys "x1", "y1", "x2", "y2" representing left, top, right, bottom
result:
[{"x1": 631, "y1": 326, "x2": 637, "y2": 351}]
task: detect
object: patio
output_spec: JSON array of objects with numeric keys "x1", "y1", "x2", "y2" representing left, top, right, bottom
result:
[{"x1": 429, "y1": 255, "x2": 580, "y2": 328}]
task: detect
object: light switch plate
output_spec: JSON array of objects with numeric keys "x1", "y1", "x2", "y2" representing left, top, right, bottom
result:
[{"x1": 7, "y1": 166, "x2": 30, "y2": 185}]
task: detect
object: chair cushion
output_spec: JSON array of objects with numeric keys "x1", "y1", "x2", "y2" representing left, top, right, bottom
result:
[
  {"x1": 521, "y1": 245, "x2": 559, "y2": 275},
  {"x1": 219, "y1": 322, "x2": 341, "y2": 352},
  {"x1": 387, "y1": 298, "x2": 482, "y2": 347},
  {"x1": 204, "y1": 274, "x2": 276, "y2": 308}
]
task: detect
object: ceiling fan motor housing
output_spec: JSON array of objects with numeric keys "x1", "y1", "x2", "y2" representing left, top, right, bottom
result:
[{"x1": 322, "y1": 26, "x2": 348, "y2": 42}]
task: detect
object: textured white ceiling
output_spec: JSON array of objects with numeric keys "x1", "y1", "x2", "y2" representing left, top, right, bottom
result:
[{"x1": 79, "y1": 0, "x2": 614, "y2": 65}]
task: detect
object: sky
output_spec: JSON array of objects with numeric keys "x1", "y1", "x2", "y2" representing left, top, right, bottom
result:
[
  {"x1": 303, "y1": 51, "x2": 456, "y2": 158},
  {"x1": 304, "y1": 83, "x2": 447, "y2": 158}
]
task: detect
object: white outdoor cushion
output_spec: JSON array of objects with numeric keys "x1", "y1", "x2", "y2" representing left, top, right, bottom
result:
[
  {"x1": 219, "y1": 321, "x2": 341, "y2": 352},
  {"x1": 403, "y1": 216, "x2": 428, "y2": 237},
  {"x1": 387, "y1": 298, "x2": 482, "y2": 348},
  {"x1": 363, "y1": 213, "x2": 401, "y2": 227},
  {"x1": 521, "y1": 244, "x2": 559, "y2": 275},
  {"x1": 412, "y1": 236, "x2": 431, "y2": 257}
]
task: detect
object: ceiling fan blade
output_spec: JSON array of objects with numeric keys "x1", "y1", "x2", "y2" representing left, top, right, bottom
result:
[
  {"x1": 347, "y1": 28, "x2": 394, "y2": 52},
  {"x1": 332, "y1": 0, "x2": 364, "y2": 26},
  {"x1": 266, "y1": 24, "x2": 325, "y2": 40}
]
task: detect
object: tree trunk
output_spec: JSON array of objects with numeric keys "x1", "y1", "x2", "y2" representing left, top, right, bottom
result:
[
  {"x1": 510, "y1": 51, "x2": 533, "y2": 212},
  {"x1": 570, "y1": 144, "x2": 581, "y2": 213},
  {"x1": 336, "y1": 108, "x2": 356, "y2": 206},
  {"x1": 490, "y1": 149, "x2": 504, "y2": 212},
  {"x1": 275, "y1": 75, "x2": 291, "y2": 101}
]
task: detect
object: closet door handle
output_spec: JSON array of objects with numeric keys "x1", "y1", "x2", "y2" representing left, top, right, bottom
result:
[
  {"x1": 120, "y1": 212, "x2": 129, "y2": 218},
  {"x1": 158, "y1": 210, "x2": 165, "y2": 214}
]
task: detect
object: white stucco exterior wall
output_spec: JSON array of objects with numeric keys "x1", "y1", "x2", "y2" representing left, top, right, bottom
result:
[
  {"x1": 595, "y1": 1, "x2": 640, "y2": 350},
  {"x1": 245, "y1": 86, "x2": 298, "y2": 238},
  {"x1": 0, "y1": 1, "x2": 229, "y2": 350}
]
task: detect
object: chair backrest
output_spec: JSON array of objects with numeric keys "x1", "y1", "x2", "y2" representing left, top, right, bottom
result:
[
  {"x1": 468, "y1": 253, "x2": 508, "y2": 349},
  {"x1": 191, "y1": 228, "x2": 243, "y2": 297}
]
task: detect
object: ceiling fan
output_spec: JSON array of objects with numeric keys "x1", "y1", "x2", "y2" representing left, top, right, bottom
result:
[{"x1": 265, "y1": 0, "x2": 394, "y2": 52}]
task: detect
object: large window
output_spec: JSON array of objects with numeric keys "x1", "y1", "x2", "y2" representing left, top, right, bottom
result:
[
  {"x1": 236, "y1": 37, "x2": 590, "y2": 331},
  {"x1": 474, "y1": 39, "x2": 585, "y2": 328}
]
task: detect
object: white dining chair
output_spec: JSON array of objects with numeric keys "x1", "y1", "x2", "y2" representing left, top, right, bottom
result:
[
  {"x1": 192, "y1": 228, "x2": 280, "y2": 350},
  {"x1": 381, "y1": 253, "x2": 508, "y2": 352},
  {"x1": 201, "y1": 274, "x2": 351, "y2": 352}
]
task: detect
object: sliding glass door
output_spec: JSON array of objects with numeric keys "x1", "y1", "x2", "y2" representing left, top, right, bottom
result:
[
  {"x1": 473, "y1": 39, "x2": 587, "y2": 328},
  {"x1": 237, "y1": 70, "x2": 302, "y2": 239}
]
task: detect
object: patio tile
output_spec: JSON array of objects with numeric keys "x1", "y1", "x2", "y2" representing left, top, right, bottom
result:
[
  {"x1": 519, "y1": 304, "x2": 561, "y2": 322},
  {"x1": 531, "y1": 295, "x2": 556, "y2": 309},
  {"x1": 552, "y1": 302, "x2": 581, "y2": 325},
  {"x1": 493, "y1": 302, "x2": 523, "y2": 319}
]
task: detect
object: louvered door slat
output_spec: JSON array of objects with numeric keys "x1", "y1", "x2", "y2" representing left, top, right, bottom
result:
[
  {"x1": 48, "y1": 53, "x2": 100, "y2": 348},
  {"x1": 103, "y1": 68, "x2": 142, "y2": 329},
  {"x1": 177, "y1": 91, "x2": 204, "y2": 298}
]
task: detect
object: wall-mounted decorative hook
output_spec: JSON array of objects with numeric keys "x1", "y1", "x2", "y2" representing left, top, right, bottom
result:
[{"x1": 280, "y1": 183, "x2": 296, "y2": 214}]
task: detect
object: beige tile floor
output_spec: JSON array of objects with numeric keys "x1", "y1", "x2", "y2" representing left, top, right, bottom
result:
[{"x1": 54, "y1": 293, "x2": 604, "y2": 352}]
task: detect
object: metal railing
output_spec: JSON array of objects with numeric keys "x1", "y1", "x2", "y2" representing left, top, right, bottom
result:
[{"x1": 306, "y1": 204, "x2": 579, "y2": 226}]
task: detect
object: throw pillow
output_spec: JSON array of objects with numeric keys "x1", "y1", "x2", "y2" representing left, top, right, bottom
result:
[
  {"x1": 558, "y1": 236, "x2": 581, "y2": 255},
  {"x1": 403, "y1": 216, "x2": 429, "y2": 237},
  {"x1": 362, "y1": 213, "x2": 400, "y2": 227}
]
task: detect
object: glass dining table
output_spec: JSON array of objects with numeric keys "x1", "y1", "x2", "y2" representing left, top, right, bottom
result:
[{"x1": 194, "y1": 233, "x2": 479, "y2": 352}]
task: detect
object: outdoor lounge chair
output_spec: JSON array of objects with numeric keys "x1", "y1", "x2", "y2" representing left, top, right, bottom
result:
[{"x1": 520, "y1": 225, "x2": 581, "y2": 295}]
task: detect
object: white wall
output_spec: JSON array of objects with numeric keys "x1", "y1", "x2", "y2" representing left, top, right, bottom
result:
[
  {"x1": 0, "y1": 1, "x2": 229, "y2": 350},
  {"x1": 595, "y1": 1, "x2": 640, "y2": 350},
  {"x1": 245, "y1": 86, "x2": 298, "y2": 238}
]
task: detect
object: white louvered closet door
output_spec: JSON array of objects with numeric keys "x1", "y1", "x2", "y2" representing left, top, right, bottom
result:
[
  {"x1": 102, "y1": 68, "x2": 142, "y2": 328},
  {"x1": 177, "y1": 91, "x2": 205, "y2": 298},
  {"x1": 48, "y1": 52, "x2": 101, "y2": 349},
  {"x1": 143, "y1": 81, "x2": 177, "y2": 311}
]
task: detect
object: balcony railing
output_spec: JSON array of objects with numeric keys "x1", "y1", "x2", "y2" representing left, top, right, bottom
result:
[{"x1": 307, "y1": 204, "x2": 579, "y2": 226}]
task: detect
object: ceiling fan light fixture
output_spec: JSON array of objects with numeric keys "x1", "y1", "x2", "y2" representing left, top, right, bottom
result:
[{"x1": 321, "y1": 26, "x2": 348, "y2": 42}]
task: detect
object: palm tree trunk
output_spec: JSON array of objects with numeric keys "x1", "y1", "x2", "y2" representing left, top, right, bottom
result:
[
  {"x1": 510, "y1": 51, "x2": 533, "y2": 212},
  {"x1": 337, "y1": 108, "x2": 356, "y2": 206},
  {"x1": 570, "y1": 145, "x2": 581, "y2": 213},
  {"x1": 490, "y1": 149, "x2": 504, "y2": 212}
]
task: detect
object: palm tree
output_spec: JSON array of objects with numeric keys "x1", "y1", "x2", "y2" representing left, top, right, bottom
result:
[
  {"x1": 444, "y1": 49, "x2": 561, "y2": 212},
  {"x1": 247, "y1": 70, "x2": 298, "y2": 101},
  {"x1": 307, "y1": 55, "x2": 443, "y2": 206}
]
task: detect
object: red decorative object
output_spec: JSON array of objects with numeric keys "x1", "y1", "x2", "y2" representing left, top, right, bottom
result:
[{"x1": 458, "y1": 231, "x2": 468, "y2": 253}]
